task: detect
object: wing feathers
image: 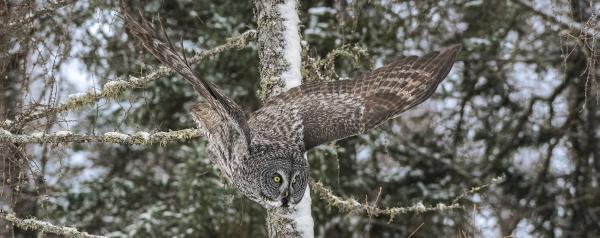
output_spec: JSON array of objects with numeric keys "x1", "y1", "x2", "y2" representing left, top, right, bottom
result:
[
  {"x1": 363, "y1": 45, "x2": 460, "y2": 131},
  {"x1": 250, "y1": 45, "x2": 461, "y2": 150}
]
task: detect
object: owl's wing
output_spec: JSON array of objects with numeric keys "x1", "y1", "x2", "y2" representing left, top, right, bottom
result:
[
  {"x1": 250, "y1": 45, "x2": 460, "y2": 150},
  {"x1": 122, "y1": 12, "x2": 250, "y2": 145}
]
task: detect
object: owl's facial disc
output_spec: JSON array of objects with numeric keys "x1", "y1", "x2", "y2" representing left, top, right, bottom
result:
[{"x1": 259, "y1": 160, "x2": 308, "y2": 208}]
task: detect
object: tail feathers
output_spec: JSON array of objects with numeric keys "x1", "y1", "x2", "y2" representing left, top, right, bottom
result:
[
  {"x1": 121, "y1": 12, "x2": 214, "y2": 101},
  {"x1": 121, "y1": 10, "x2": 250, "y2": 139}
]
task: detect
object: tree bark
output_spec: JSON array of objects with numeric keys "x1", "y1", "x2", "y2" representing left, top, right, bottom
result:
[
  {"x1": 0, "y1": 2, "x2": 29, "y2": 236},
  {"x1": 255, "y1": 0, "x2": 303, "y2": 100},
  {"x1": 254, "y1": 0, "x2": 314, "y2": 237}
]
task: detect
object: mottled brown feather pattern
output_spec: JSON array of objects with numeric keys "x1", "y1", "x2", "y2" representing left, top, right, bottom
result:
[
  {"x1": 250, "y1": 45, "x2": 461, "y2": 150},
  {"x1": 122, "y1": 12, "x2": 250, "y2": 144},
  {"x1": 123, "y1": 12, "x2": 252, "y2": 188},
  {"x1": 123, "y1": 8, "x2": 459, "y2": 208}
]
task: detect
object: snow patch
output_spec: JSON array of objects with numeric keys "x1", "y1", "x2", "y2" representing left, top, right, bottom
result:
[
  {"x1": 278, "y1": 0, "x2": 302, "y2": 89},
  {"x1": 465, "y1": 0, "x2": 483, "y2": 7},
  {"x1": 31, "y1": 132, "x2": 45, "y2": 138},
  {"x1": 0, "y1": 129, "x2": 11, "y2": 135},
  {"x1": 307, "y1": 7, "x2": 336, "y2": 15},
  {"x1": 104, "y1": 132, "x2": 130, "y2": 140},
  {"x1": 2, "y1": 119, "x2": 13, "y2": 126},
  {"x1": 67, "y1": 93, "x2": 87, "y2": 100},
  {"x1": 466, "y1": 37, "x2": 491, "y2": 46},
  {"x1": 104, "y1": 80, "x2": 127, "y2": 89},
  {"x1": 55, "y1": 131, "x2": 73, "y2": 136},
  {"x1": 135, "y1": 131, "x2": 151, "y2": 141}
]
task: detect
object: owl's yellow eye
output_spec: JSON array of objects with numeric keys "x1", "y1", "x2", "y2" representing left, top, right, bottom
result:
[{"x1": 273, "y1": 175, "x2": 281, "y2": 183}]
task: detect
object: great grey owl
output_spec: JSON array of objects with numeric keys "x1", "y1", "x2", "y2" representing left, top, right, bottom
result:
[{"x1": 123, "y1": 13, "x2": 460, "y2": 209}]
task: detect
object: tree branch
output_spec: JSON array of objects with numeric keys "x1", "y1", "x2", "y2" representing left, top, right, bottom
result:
[
  {"x1": 1, "y1": 0, "x2": 75, "y2": 35},
  {"x1": 2, "y1": 30, "x2": 256, "y2": 131},
  {"x1": 0, "y1": 128, "x2": 201, "y2": 145},
  {"x1": 0, "y1": 212, "x2": 105, "y2": 238},
  {"x1": 511, "y1": 0, "x2": 599, "y2": 37},
  {"x1": 310, "y1": 176, "x2": 505, "y2": 222},
  {"x1": 254, "y1": 0, "x2": 312, "y2": 237},
  {"x1": 310, "y1": 180, "x2": 459, "y2": 223}
]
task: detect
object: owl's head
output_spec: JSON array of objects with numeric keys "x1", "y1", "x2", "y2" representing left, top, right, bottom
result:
[
  {"x1": 257, "y1": 158, "x2": 309, "y2": 208},
  {"x1": 239, "y1": 142, "x2": 310, "y2": 209}
]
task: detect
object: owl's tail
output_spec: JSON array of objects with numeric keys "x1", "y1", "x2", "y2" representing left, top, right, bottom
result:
[
  {"x1": 120, "y1": 10, "x2": 219, "y2": 105},
  {"x1": 120, "y1": 8, "x2": 250, "y2": 137}
]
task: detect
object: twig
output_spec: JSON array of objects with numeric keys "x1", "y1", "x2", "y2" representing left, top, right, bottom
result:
[
  {"x1": 310, "y1": 179, "x2": 461, "y2": 223},
  {"x1": 511, "y1": 0, "x2": 599, "y2": 37},
  {"x1": 1, "y1": 0, "x2": 76, "y2": 34},
  {"x1": 0, "y1": 212, "x2": 105, "y2": 238},
  {"x1": 407, "y1": 222, "x2": 425, "y2": 238},
  {"x1": 310, "y1": 175, "x2": 505, "y2": 223},
  {"x1": 0, "y1": 128, "x2": 201, "y2": 145},
  {"x1": 452, "y1": 175, "x2": 506, "y2": 204},
  {"x1": 3, "y1": 30, "x2": 257, "y2": 131}
]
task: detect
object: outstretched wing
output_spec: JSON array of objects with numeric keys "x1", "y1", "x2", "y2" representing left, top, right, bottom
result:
[
  {"x1": 249, "y1": 45, "x2": 461, "y2": 150},
  {"x1": 122, "y1": 12, "x2": 250, "y2": 145}
]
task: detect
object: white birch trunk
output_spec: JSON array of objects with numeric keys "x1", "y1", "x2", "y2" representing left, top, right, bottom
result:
[{"x1": 254, "y1": 0, "x2": 314, "y2": 237}]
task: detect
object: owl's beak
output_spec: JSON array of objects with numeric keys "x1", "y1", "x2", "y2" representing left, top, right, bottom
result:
[{"x1": 281, "y1": 190, "x2": 290, "y2": 207}]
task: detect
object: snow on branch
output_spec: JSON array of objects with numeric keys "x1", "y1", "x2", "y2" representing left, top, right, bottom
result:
[
  {"x1": 2, "y1": 30, "x2": 256, "y2": 131},
  {"x1": 0, "y1": 128, "x2": 201, "y2": 145},
  {"x1": 310, "y1": 175, "x2": 505, "y2": 222},
  {"x1": 0, "y1": 212, "x2": 105, "y2": 238},
  {"x1": 512, "y1": 0, "x2": 599, "y2": 37},
  {"x1": 1, "y1": 0, "x2": 75, "y2": 34}
]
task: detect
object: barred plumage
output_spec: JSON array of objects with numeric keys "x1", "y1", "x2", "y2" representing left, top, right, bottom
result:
[
  {"x1": 251, "y1": 45, "x2": 461, "y2": 149},
  {"x1": 123, "y1": 11, "x2": 460, "y2": 209}
]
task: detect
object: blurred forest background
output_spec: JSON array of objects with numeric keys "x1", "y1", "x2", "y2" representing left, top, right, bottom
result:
[{"x1": 1, "y1": 0, "x2": 599, "y2": 237}]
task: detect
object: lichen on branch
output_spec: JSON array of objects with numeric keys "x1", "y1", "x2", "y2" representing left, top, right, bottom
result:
[
  {"x1": 310, "y1": 175, "x2": 505, "y2": 222},
  {"x1": 3, "y1": 30, "x2": 256, "y2": 131},
  {"x1": 255, "y1": 0, "x2": 302, "y2": 100},
  {"x1": 0, "y1": 128, "x2": 201, "y2": 145},
  {"x1": 1, "y1": 0, "x2": 76, "y2": 35},
  {"x1": 0, "y1": 212, "x2": 105, "y2": 238}
]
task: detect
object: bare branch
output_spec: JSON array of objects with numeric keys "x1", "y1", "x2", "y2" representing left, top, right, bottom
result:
[
  {"x1": 1, "y1": 0, "x2": 75, "y2": 35},
  {"x1": 3, "y1": 30, "x2": 257, "y2": 131},
  {"x1": 511, "y1": 0, "x2": 599, "y2": 37},
  {"x1": 310, "y1": 179, "x2": 460, "y2": 222},
  {"x1": 0, "y1": 128, "x2": 201, "y2": 145},
  {"x1": 310, "y1": 175, "x2": 505, "y2": 222},
  {"x1": 0, "y1": 212, "x2": 105, "y2": 238},
  {"x1": 301, "y1": 44, "x2": 370, "y2": 83},
  {"x1": 452, "y1": 175, "x2": 506, "y2": 203}
]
